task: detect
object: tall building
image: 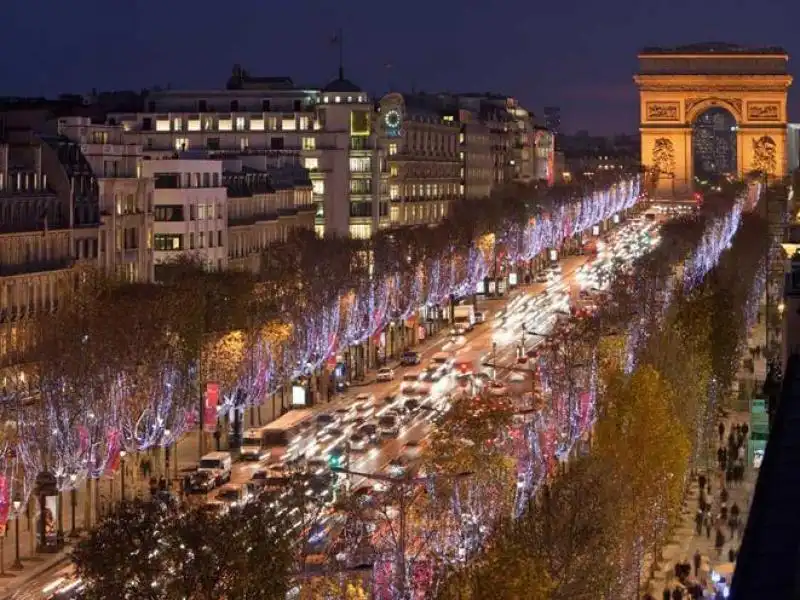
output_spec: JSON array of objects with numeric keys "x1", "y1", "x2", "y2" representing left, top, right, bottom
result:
[
  {"x1": 140, "y1": 158, "x2": 228, "y2": 276},
  {"x1": 377, "y1": 93, "x2": 461, "y2": 226},
  {"x1": 57, "y1": 116, "x2": 154, "y2": 282},
  {"x1": 110, "y1": 66, "x2": 388, "y2": 239},
  {"x1": 544, "y1": 106, "x2": 561, "y2": 134}
]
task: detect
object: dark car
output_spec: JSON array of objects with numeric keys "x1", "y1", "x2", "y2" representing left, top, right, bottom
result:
[
  {"x1": 401, "y1": 351, "x2": 421, "y2": 366},
  {"x1": 186, "y1": 470, "x2": 216, "y2": 493}
]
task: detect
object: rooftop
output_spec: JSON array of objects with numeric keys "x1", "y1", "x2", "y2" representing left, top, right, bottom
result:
[{"x1": 640, "y1": 42, "x2": 788, "y2": 55}]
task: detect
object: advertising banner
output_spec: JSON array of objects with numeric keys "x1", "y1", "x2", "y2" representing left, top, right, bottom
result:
[
  {"x1": 0, "y1": 475, "x2": 9, "y2": 531},
  {"x1": 204, "y1": 383, "x2": 219, "y2": 432}
]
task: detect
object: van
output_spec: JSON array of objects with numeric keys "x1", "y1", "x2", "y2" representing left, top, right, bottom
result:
[{"x1": 198, "y1": 451, "x2": 232, "y2": 485}]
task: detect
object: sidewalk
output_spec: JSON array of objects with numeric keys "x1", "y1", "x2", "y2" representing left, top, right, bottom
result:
[{"x1": 642, "y1": 304, "x2": 767, "y2": 597}]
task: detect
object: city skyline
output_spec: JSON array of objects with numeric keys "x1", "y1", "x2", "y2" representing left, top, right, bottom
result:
[{"x1": 4, "y1": 0, "x2": 800, "y2": 135}]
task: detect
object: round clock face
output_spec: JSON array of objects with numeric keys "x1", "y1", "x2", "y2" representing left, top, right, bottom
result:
[{"x1": 384, "y1": 109, "x2": 402, "y2": 129}]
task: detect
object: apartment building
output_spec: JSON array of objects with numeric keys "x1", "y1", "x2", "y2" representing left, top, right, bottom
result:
[
  {"x1": 378, "y1": 93, "x2": 461, "y2": 227},
  {"x1": 223, "y1": 157, "x2": 314, "y2": 272},
  {"x1": 57, "y1": 116, "x2": 154, "y2": 282},
  {"x1": 110, "y1": 67, "x2": 389, "y2": 239},
  {"x1": 140, "y1": 158, "x2": 228, "y2": 275}
]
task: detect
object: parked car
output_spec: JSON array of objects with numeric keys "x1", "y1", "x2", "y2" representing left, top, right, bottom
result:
[
  {"x1": 474, "y1": 311, "x2": 486, "y2": 324},
  {"x1": 349, "y1": 433, "x2": 369, "y2": 452},
  {"x1": 197, "y1": 452, "x2": 232, "y2": 485},
  {"x1": 186, "y1": 470, "x2": 217, "y2": 494},
  {"x1": 376, "y1": 367, "x2": 395, "y2": 382},
  {"x1": 400, "y1": 351, "x2": 421, "y2": 366}
]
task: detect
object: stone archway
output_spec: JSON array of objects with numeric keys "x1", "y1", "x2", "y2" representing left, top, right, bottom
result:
[
  {"x1": 635, "y1": 43, "x2": 792, "y2": 198},
  {"x1": 692, "y1": 106, "x2": 737, "y2": 183}
]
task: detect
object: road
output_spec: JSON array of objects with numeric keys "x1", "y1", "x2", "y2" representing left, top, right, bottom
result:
[{"x1": 18, "y1": 218, "x2": 659, "y2": 599}]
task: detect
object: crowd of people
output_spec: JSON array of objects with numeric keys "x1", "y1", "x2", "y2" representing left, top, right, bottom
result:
[{"x1": 643, "y1": 421, "x2": 750, "y2": 600}]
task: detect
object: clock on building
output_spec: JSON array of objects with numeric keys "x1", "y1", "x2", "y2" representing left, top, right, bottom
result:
[{"x1": 384, "y1": 109, "x2": 402, "y2": 136}]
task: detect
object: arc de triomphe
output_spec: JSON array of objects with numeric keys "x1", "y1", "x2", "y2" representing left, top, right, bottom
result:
[{"x1": 635, "y1": 43, "x2": 792, "y2": 197}]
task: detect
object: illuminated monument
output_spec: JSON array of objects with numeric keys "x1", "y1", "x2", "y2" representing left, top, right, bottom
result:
[{"x1": 635, "y1": 43, "x2": 792, "y2": 197}]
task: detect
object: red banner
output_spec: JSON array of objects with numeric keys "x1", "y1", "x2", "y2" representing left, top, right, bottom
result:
[
  {"x1": 204, "y1": 383, "x2": 219, "y2": 432},
  {"x1": 104, "y1": 429, "x2": 122, "y2": 476},
  {"x1": 0, "y1": 476, "x2": 10, "y2": 530}
]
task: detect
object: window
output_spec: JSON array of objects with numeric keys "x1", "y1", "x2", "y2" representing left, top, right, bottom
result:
[
  {"x1": 250, "y1": 118, "x2": 264, "y2": 131},
  {"x1": 334, "y1": 96, "x2": 341, "y2": 103},
  {"x1": 235, "y1": 117, "x2": 245, "y2": 131},
  {"x1": 388, "y1": 143, "x2": 397, "y2": 156},
  {"x1": 203, "y1": 117, "x2": 213, "y2": 131},
  {"x1": 230, "y1": 100, "x2": 239, "y2": 112},
  {"x1": 174, "y1": 138, "x2": 189, "y2": 151},
  {"x1": 350, "y1": 111, "x2": 370, "y2": 136},
  {"x1": 198, "y1": 100, "x2": 208, "y2": 112},
  {"x1": 282, "y1": 117, "x2": 296, "y2": 131},
  {"x1": 156, "y1": 120, "x2": 170, "y2": 132},
  {"x1": 207, "y1": 137, "x2": 220, "y2": 150},
  {"x1": 304, "y1": 157, "x2": 319, "y2": 170},
  {"x1": 390, "y1": 184, "x2": 399, "y2": 199},
  {"x1": 218, "y1": 118, "x2": 232, "y2": 131},
  {"x1": 298, "y1": 116, "x2": 310, "y2": 131},
  {"x1": 349, "y1": 157, "x2": 371, "y2": 172},
  {"x1": 262, "y1": 99, "x2": 271, "y2": 111},
  {"x1": 240, "y1": 137, "x2": 249, "y2": 151},
  {"x1": 173, "y1": 118, "x2": 182, "y2": 131},
  {"x1": 270, "y1": 137, "x2": 284, "y2": 150},
  {"x1": 349, "y1": 179, "x2": 372, "y2": 194},
  {"x1": 154, "y1": 205, "x2": 184, "y2": 221},
  {"x1": 390, "y1": 164, "x2": 398, "y2": 177},
  {"x1": 302, "y1": 137, "x2": 316, "y2": 150},
  {"x1": 218, "y1": 230, "x2": 223, "y2": 247},
  {"x1": 312, "y1": 180, "x2": 325, "y2": 195},
  {"x1": 153, "y1": 234, "x2": 183, "y2": 251},
  {"x1": 267, "y1": 117, "x2": 277, "y2": 130},
  {"x1": 198, "y1": 232, "x2": 205, "y2": 248},
  {"x1": 189, "y1": 232, "x2": 195, "y2": 249},
  {"x1": 154, "y1": 173, "x2": 180, "y2": 188},
  {"x1": 92, "y1": 131, "x2": 108, "y2": 144},
  {"x1": 188, "y1": 119, "x2": 201, "y2": 131}
]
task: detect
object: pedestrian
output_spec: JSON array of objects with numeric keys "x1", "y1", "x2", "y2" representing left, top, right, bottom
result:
[
  {"x1": 717, "y1": 447, "x2": 726, "y2": 471},
  {"x1": 731, "y1": 502, "x2": 741, "y2": 519},
  {"x1": 674, "y1": 562, "x2": 682, "y2": 579},
  {"x1": 715, "y1": 529, "x2": 725, "y2": 558},
  {"x1": 742, "y1": 423, "x2": 749, "y2": 438},
  {"x1": 698, "y1": 473, "x2": 707, "y2": 490},
  {"x1": 148, "y1": 476, "x2": 157, "y2": 498},
  {"x1": 721, "y1": 487, "x2": 729, "y2": 504},
  {"x1": 729, "y1": 514, "x2": 740, "y2": 540},
  {"x1": 725, "y1": 468, "x2": 733, "y2": 486},
  {"x1": 735, "y1": 462, "x2": 745, "y2": 485},
  {"x1": 705, "y1": 514, "x2": 712, "y2": 539},
  {"x1": 672, "y1": 586, "x2": 684, "y2": 600},
  {"x1": 721, "y1": 503, "x2": 728, "y2": 521},
  {"x1": 158, "y1": 475, "x2": 167, "y2": 491},
  {"x1": 729, "y1": 547, "x2": 738, "y2": 562},
  {"x1": 718, "y1": 422, "x2": 725, "y2": 444},
  {"x1": 693, "y1": 550, "x2": 702, "y2": 577},
  {"x1": 663, "y1": 587, "x2": 671, "y2": 600},
  {"x1": 695, "y1": 510, "x2": 704, "y2": 535}
]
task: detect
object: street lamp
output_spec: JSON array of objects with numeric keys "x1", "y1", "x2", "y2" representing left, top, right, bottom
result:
[
  {"x1": 332, "y1": 466, "x2": 473, "y2": 598},
  {"x1": 11, "y1": 498, "x2": 22, "y2": 570},
  {"x1": 164, "y1": 429, "x2": 172, "y2": 487},
  {"x1": 120, "y1": 450, "x2": 127, "y2": 501},
  {"x1": 68, "y1": 474, "x2": 78, "y2": 538}
]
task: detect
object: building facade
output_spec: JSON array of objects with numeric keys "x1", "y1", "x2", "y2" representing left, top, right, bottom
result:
[
  {"x1": 110, "y1": 68, "x2": 388, "y2": 239},
  {"x1": 57, "y1": 116, "x2": 154, "y2": 282},
  {"x1": 140, "y1": 158, "x2": 228, "y2": 275}
]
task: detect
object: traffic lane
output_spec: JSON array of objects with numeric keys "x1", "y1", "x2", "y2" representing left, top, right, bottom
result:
[{"x1": 8, "y1": 559, "x2": 74, "y2": 600}]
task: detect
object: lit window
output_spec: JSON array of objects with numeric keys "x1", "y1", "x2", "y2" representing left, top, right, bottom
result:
[
  {"x1": 235, "y1": 117, "x2": 246, "y2": 131},
  {"x1": 335, "y1": 96, "x2": 341, "y2": 103},
  {"x1": 459, "y1": 133, "x2": 465, "y2": 143},
  {"x1": 390, "y1": 165, "x2": 398, "y2": 177},
  {"x1": 173, "y1": 117, "x2": 183, "y2": 131},
  {"x1": 250, "y1": 118, "x2": 264, "y2": 131},
  {"x1": 358, "y1": 96, "x2": 364, "y2": 102},
  {"x1": 388, "y1": 144, "x2": 397, "y2": 156},
  {"x1": 174, "y1": 138, "x2": 189, "y2": 151},
  {"x1": 267, "y1": 117, "x2": 278, "y2": 130},
  {"x1": 304, "y1": 157, "x2": 319, "y2": 170},
  {"x1": 298, "y1": 116, "x2": 310, "y2": 131},
  {"x1": 282, "y1": 118, "x2": 296, "y2": 131},
  {"x1": 156, "y1": 120, "x2": 170, "y2": 132},
  {"x1": 218, "y1": 119, "x2": 232, "y2": 131},
  {"x1": 347, "y1": 96, "x2": 353, "y2": 103},
  {"x1": 240, "y1": 137, "x2": 249, "y2": 151},
  {"x1": 203, "y1": 117, "x2": 213, "y2": 130},
  {"x1": 188, "y1": 119, "x2": 201, "y2": 132},
  {"x1": 460, "y1": 184, "x2": 465, "y2": 195},
  {"x1": 302, "y1": 137, "x2": 316, "y2": 150},
  {"x1": 349, "y1": 157, "x2": 371, "y2": 172},
  {"x1": 390, "y1": 185, "x2": 399, "y2": 199},
  {"x1": 313, "y1": 119, "x2": 321, "y2": 131},
  {"x1": 323, "y1": 96, "x2": 329, "y2": 103},
  {"x1": 312, "y1": 180, "x2": 325, "y2": 195}
]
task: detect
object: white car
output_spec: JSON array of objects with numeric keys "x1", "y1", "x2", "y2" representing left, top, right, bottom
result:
[{"x1": 376, "y1": 367, "x2": 395, "y2": 382}]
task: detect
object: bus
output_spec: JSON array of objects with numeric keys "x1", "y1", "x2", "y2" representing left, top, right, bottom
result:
[{"x1": 240, "y1": 409, "x2": 314, "y2": 462}]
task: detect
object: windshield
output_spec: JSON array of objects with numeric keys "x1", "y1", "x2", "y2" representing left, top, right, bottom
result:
[
  {"x1": 199, "y1": 459, "x2": 222, "y2": 469},
  {"x1": 402, "y1": 374, "x2": 418, "y2": 382},
  {"x1": 379, "y1": 417, "x2": 397, "y2": 427},
  {"x1": 242, "y1": 436, "x2": 262, "y2": 446},
  {"x1": 219, "y1": 490, "x2": 240, "y2": 501}
]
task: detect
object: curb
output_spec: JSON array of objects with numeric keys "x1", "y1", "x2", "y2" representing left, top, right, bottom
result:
[{"x1": 0, "y1": 553, "x2": 71, "y2": 600}]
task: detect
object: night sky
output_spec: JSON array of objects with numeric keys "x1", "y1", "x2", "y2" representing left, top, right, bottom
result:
[{"x1": 4, "y1": 0, "x2": 798, "y2": 135}]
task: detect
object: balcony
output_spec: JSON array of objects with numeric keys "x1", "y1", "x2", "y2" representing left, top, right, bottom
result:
[{"x1": 0, "y1": 258, "x2": 73, "y2": 277}]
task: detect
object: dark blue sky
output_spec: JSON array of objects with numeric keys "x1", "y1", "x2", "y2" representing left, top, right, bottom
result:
[{"x1": 4, "y1": 0, "x2": 797, "y2": 134}]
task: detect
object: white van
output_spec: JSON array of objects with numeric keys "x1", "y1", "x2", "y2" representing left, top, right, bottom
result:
[
  {"x1": 198, "y1": 451, "x2": 232, "y2": 485},
  {"x1": 400, "y1": 371, "x2": 422, "y2": 394}
]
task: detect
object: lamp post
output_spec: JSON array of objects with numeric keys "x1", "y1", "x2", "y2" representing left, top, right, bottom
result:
[
  {"x1": 120, "y1": 451, "x2": 127, "y2": 502},
  {"x1": 332, "y1": 465, "x2": 473, "y2": 599},
  {"x1": 11, "y1": 499, "x2": 22, "y2": 570},
  {"x1": 164, "y1": 429, "x2": 172, "y2": 489}
]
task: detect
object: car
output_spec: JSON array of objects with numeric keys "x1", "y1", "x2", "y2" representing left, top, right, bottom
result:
[
  {"x1": 488, "y1": 381, "x2": 508, "y2": 396},
  {"x1": 474, "y1": 311, "x2": 486, "y2": 324},
  {"x1": 401, "y1": 441, "x2": 423, "y2": 460},
  {"x1": 316, "y1": 413, "x2": 336, "y2": 428},
  {"x1": 378, "y1": 415, "x2": 400, "y2": 437},
  {"x1": 358, "y1": 423, "x2": 379, "y2": 442},
  {"x1": 214, "y1": 484, "x2": 250, "y2": 509},
  {"x1": 404, "y1": 398, "x2": 421, "y2": 413},
  {"x1": 349, "y1": 433, "x2": 368, "y2": 452},
  {"x1": 185, "y1": 470, "x2": 217, "y2": 493},
  {"x1": 382, "y1": 393, "x2": 399, "y2": 405},
  {"x1": 355, "y1": 392, "x2": 375, "y2": 404},
  {"x1": 401, "y1": 351, "x2": 421, "y2": 366},
  {"x1": 376, "y1": 367, "x2": 395, "y2": 382}
]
